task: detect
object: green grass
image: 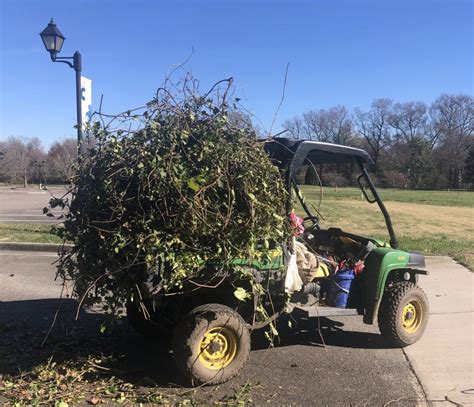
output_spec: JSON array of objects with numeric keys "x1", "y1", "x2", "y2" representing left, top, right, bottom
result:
[
  {"x1": 0, "y1": 223, "x2": 63, "y2": 244},
  {"x1": 301, "y1": 186, "x2": 474, "y2": 207},
  {"x1": 394, "y1": 235, "x2": 473, "y2": 270}
]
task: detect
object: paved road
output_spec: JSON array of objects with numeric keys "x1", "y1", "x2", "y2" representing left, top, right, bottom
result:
[
  {"x1": 0, "y1": 186, "x2": 66, "y2": 223},
  {"x1": 0, "y1": 252, "x2": 472, "y2": 405}
]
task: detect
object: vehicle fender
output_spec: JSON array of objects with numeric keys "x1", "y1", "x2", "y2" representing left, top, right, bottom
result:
[{"x1": 361, "y1": 247, "x2": 425, "y2": 324}]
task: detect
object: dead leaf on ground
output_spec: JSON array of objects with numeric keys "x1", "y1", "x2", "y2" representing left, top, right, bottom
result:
[{"x1": 88, "y1": 396, "x2": 100, "y2": 405}]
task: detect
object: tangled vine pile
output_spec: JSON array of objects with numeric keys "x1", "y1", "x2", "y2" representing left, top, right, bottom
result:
[{"x1": 53, "y1": 79, "x2": 288, "y2": 316}]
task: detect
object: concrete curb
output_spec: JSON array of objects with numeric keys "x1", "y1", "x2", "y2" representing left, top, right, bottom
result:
[{"x1": 0, "y1": 242, "x2": 72, "y2": 253}]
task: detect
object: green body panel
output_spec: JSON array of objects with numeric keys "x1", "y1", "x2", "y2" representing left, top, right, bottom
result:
[
  {"x1": 361, "y1": 246, "x2": 410, "y2": 323},
  {"x1": 229, "y1": 240, "x2": 420, "y2": 325}
]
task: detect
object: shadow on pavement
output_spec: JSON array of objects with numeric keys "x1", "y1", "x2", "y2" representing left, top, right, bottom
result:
[
  {"x1": 252, "y1": 312, "x2": 388, "y2": 350},
  {"x1": 0, "y1": 298, "x2": 387, "y2": 391},
  {"x1": 0, "y1": 298, "x2": 181, "y2": 387}
]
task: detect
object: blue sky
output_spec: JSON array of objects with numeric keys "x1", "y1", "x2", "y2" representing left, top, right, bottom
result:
[{"x1": 0, "y1": 0, "x2": 472, "y2": 148}]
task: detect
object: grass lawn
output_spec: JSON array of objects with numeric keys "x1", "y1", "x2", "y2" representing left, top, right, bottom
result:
[
  {"x1": 0, "y1": 223, "x2": 63, "y2": 244},
  {"x1": 302, "y1": 186, "x2": 474, "y2": 207},
  {"x1": 299, "y1": 186, "x2": 474, "y2": 270}
]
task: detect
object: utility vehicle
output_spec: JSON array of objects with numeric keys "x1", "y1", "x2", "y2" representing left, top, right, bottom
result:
[{"x1": 127, "y1": 138, "x2": 429, "y2": 385}]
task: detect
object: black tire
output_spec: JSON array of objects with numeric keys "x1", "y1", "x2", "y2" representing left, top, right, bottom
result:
[
  {"x1": 378, "y1": 281, "x2": 429, "y2": 347},
  {"x1": 126, "y1": 298, "x2": 170, "y2": 338},
  {"x1": 172, "y1": 303, "x2": 251, "y2": 386}
]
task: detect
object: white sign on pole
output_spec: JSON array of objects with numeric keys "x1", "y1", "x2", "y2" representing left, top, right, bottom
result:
[{"x1": 80, "y1": 76, "x2": 92, "y2": 126}]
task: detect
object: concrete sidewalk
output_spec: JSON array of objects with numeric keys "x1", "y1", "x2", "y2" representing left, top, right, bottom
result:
[{"x1": 404, "y1": 257, "x2": 474, "y2": 406}]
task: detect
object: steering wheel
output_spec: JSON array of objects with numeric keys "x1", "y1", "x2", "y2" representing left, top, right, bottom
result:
[{"x1": 302, "y1": 215, "x2": 320, "y2": 234}]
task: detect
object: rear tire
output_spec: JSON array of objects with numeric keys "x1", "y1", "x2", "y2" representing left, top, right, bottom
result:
[
  {"x1": 378, "y1": 281, "x2": 429, "y2": 347},
  {"x1": 172, "y1": 303, "x2": 250, "y2": 386}
]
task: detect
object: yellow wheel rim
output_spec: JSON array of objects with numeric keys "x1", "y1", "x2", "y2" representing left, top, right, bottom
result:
[
  {"x1": 198, "y1": 327, "x2": 238, "y2": 370},
  {"x1": 402, "y1": 300, "x2": 423, "y2": 334}
]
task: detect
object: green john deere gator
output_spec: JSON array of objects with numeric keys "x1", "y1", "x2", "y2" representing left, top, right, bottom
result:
[{"x1": 127, "y1": 137, "x2": 429, "y2": 385}]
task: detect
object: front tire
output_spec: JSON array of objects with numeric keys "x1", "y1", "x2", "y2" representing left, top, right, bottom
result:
[
  {"x1": 172, "y1": 303, "x2": 251, "y2": 386},
  {"x1": 378, "y1": 282, "x2": 429, "y2": 347}
]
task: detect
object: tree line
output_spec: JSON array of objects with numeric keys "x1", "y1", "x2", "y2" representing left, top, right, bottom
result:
[
  {"x1": 283, "y1": 94, "x2": 474, "y2": 189},
  {"x1": 1, "y1": 93, "x2": 473, "y2": 189},
  {"x1": 0, "y1": 137, "x2": 76, "y2": 186}
]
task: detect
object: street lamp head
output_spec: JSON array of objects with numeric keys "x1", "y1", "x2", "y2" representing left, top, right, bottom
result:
[
  {"x1": 39, "y1": 19, "x2": 83, "y2": 161},
  {"x1": 39, "y1": 18, "x2": 66, "y2": 60}
]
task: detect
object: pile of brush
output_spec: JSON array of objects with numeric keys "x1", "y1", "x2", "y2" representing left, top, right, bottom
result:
[{"x1": 50, "y1": 78, "x2": 288, "y2": 315}]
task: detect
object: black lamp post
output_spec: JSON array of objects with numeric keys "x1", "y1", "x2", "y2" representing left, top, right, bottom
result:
[
  {"x1": 34, "y1": 160, "x2": 46, "y2": 188},
  {"x1": 40, "y1": 19, "x2": 84, "y2": 160}
]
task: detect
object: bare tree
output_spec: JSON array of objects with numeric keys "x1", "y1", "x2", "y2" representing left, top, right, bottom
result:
[
  {"x1": 387, "y1": 102, "x2": 435, "y2": 188},
  {"x1": 389, "y1": 102, "x2": 429, "y2": 143},
  {"x1": 302, "y1": 105, "x2": 352, "y2": 144},
  {"x1": 46, "y1": 138, "x2": 77, "y2": 182},
  {"x1": 354, "y1": 98, "x2": 393, "y2": 175},
  {"x1": 279, "y1": 94, "x2": 474, "y2": 189},
  {"x1": 430, "y1": 94, "x2": 474, "y2": 188},
  {"x1": 464, "y1": 144, "x2": 474, "y2": 189},
  {"x1": 0, "y1": 136, "x2": 44, "y2": 186},
  {"x1": 282, "y1": 116, "x2": 305, "y2": 139}
]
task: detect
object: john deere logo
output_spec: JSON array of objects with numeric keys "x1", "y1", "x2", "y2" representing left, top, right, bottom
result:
[{"x1": 398, "y1": 256, "x2": 406, "y2": 261}]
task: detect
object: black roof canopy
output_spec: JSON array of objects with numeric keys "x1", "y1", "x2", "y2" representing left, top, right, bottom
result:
[
  {"x1": 263, "y1": 139, "x2": 398, "y2": 248},
  {"x1": 263, "y1": 138, "x2": 374, "y2": 184},
  {"x1": 263, "y1": 138, "x2": 374, "y2": 167}
]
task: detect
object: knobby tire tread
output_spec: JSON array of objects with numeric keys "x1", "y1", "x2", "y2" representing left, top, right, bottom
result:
[
  {"x1": 378, "y1": 281, "x2": 428, "y2": 347},
  {"x1": 173, "y1": 303, "x2": 250, "y2": 386}
]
